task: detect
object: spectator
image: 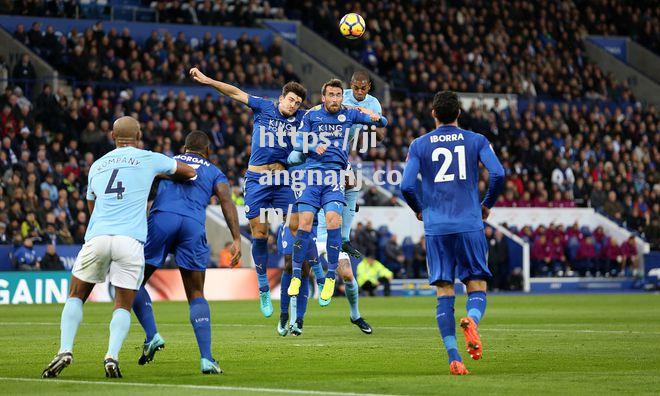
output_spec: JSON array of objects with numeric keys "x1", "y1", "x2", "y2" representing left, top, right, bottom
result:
[
  {"x1": 11, "y1": 54, "x2": 36, "y2": 95},
  {"x1": 551, "y1": 159, "x2": 575, "y2": 193},
  {"x1": 39, "y1": 243, "x2": 64, "y2": 270},
  {"x1": 531, "y1": 234, "x2": 553, "y2": 277},
  {"x1": 576, "y1": 236, "x2": 597, "y2": 277},
  {"x1": 0, "y1": 222, "x2": 9, "y2": 244},
  {"x1": 620, "y1": 236, "x2": 639, "y2": 277},
  {"x1": 486, "y1": 228, "x2": 510, "y2": 290},
  {"x1": 411, "y1": 235, "x2": 427, "y2": 279},
  {"x1": 603, "y1": 191, "x2": 625, "y2": 222},
  {"x1": 14, "y1": 237, "x2": 38, "y2": 270},
  {"x1": 20, "y1": 211, "x2": 42, "y2": 240},
  {"x1": 589, "y1": 181, "x2": 607, "y2": 210},
  {"x1": 383, "y1": 234, "x2": 405, "y2": 276},
  {"x1": 356, "y1": 256, "x2": 393, "y2": 296},
  {"x1": 602, "y1": 238, "x2": 622, "y2": 276},
  {"x1": 550, "y1": 235, "x2": 570, "y2": 276}
]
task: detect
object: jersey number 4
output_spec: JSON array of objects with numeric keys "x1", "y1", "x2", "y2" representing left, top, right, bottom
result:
[
  {"x1": 105, "y1": 169, "x2": 125, "y2": 199},
  {"x1": 432, "y1": 145, "x2": 466, "y2": 182}
]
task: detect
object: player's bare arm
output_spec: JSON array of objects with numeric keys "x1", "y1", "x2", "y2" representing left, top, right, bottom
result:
[
  {"x1": 189, "y1": 67, "x2": 249, "y2": 105},
  {"x1": 214, "y1": 182, "x2": 242, "y2": 267},
  {"x1": 168, "y1": 160, "x2": 197, "y2": 181}
]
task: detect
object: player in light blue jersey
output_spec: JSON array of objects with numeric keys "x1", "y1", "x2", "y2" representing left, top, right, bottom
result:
[
  {"x1": 401, "y1": 91, "x2": 504, "y2": 375},
  {"x1": 132, "y1": 131, "x2": 242, "y2": 374},
  {"x1": 287, "y1": 79, "x2": 387, "y2": 305},
  {"x1": 42, "y1": 117, "x2": 196, "y2": 379},
  {"x1": 190, "y1": 67, "x2": 306, "y2": 318},
  {"x1": 314, "y1": 209, "x2": 372, "y2": 333},
  {"x1": 340, "y1": 70, "x2": 385, "y2": 259}
]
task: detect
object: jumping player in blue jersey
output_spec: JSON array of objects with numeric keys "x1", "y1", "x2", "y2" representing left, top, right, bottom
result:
[
  {"x1": 42, "y1": 117, "x2": 196, "y2": 379},
  {"x1": 287, "y1": 79, "x2": 387, "y2": 305},
  {"x1": 190, "y1": 67, "x2": 306, "y2": 318},
  {"x1": 340, "y1": 70, "x2": 385, "y2": 259},
  {"x1": 278, "y1": 212, "x2": 373, "y2": 335},
  {"x1": 401, "y1": 91, "x2": 504, "y2": 376},
  {"x1": 276, "y1": 221, "x2": 317, "y2": 336},
  {"x1": 131, "y1": 131, "x2": 242, "y2": 374}
]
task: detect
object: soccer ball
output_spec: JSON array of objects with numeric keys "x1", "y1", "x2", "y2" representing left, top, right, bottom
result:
[{"x1": 339, "y1": 13, "x2": 366, "y2": 40}]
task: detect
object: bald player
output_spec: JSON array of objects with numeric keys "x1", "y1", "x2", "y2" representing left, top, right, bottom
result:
[{"x1": 42, "y1": 116, "x2": 196, "y2": 379}]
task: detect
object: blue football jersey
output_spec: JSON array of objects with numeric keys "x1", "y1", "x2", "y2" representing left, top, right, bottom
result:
[
  {"x1": 247, "y1": 96, "x2": 304, "y2": 166},
  {"x1": 150, "y1": 153, "x2": 229, "y2": 226},
  {"x1": 85, "y1": 147, "x2": 177, "y2": 243},
  {"x1": 293, "y1": 105, "x2": 387, "y2": 170},
  {"x1": 401, "y1": 125, "x2": 504, "y2": 236}
]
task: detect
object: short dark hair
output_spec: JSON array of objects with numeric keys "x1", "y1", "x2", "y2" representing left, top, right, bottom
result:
[
  {"x1": 282, "y1": 81, "x2": 306, "y2": 102},
  {"x1": 351, "y1": 70, "x2": 370, "y2": 83},
  {"x1": 185, "y1": 130, "x2": 210, "y2": 152},
  {"x1": 432, "y1": 91, "x2": 460, "y2": 124},
  {"x1": 322, "y1": 78, "x2": 344, "y2": 95}
]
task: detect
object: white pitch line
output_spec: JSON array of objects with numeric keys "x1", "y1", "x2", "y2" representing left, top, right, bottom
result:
[
  {"x1": 0, "y1": 322, "x2": 659, "y2": 335},
  {"x1": 0, "y1": 377, "x2": 404, "y2": 396}
]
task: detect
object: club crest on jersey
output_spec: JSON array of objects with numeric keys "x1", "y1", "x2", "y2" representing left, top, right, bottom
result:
[
  {"x1": 338, "y1": 114, "x2": 346, "y2": 122},
  {"x1": 430, "y1": 133, "x2": 464, "y2": 143}
]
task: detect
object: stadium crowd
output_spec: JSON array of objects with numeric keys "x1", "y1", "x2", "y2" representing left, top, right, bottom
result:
[
  {"x1": 2, "y1": 0, "x2": 286, "y2": 26},
  {"x1": 291, "y1": 0, "x2": 639, "y2": 102},
  {"x1": 509, "y1": 223, "x2": 641, "y2": 277},
  {"x1": 12, "y1": 21, "x2": 298, "y2": 91}
]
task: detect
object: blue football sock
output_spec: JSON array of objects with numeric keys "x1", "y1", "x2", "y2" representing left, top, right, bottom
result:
[
  {"x1": 106, "y1": 308, "x2": 131, "y2": 360},
  {"x1": 296, "y1": 277, "x2": 310, "y2": 320},
  {"x1": 345, "y1": 278, "x2": 361, "y2": 320},
  {"x1": 466, "y1": 291, "x2": 487, "y2": 325},
  {"x1": 189, "y1": 297, "x2": 213, "y2": 361},
  {"x1": 437, "y1": 296, "x2": 462, "y2": 363},
  {"x1": 326, "y1": 228, "x2": 342, "y2": 279},
  {"x1": 341, "y1": 189, "x2": 358, "y2": 242},
  {"x1": 132, "y1": 286, "x2": 157, "y2": 342},
  {"x1": 252, "y1": 238, "x2": 269, "y2": 292},
  {"x1": 309, "y1": 248, "x2": 325, "y2": 287},
  {"x1": 59, "y1": 297, "x2": 83, "y2": 354},
  {"x1": 292, "y1": 230, "x2": 312, "y2": 279},
  {"x1": 280, "y1": 271, "x2": 292, "y2": 314}
]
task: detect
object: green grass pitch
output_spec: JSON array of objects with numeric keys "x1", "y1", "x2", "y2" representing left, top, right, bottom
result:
[{"x1": 1, "y1": 294, "x2": 659, "y2": 395}]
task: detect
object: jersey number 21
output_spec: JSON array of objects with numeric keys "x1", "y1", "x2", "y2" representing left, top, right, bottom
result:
[{"x1": 432, "y1": 145, "x2": 466, "y2": 183}]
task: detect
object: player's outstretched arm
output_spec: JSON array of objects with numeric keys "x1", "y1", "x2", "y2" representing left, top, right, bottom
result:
[
  {"x1": 214, "y1": 182, "x2": 242, "y2": 267},
  {"x1": 401, "y1": 144, "x2": 423, "y2": 217},
  {"x1": 478, "y1": 138, "x2": 505, "y2": 213},
  {"x1": 189, "y1": 67, "x2": 248, "y2": 105},
  {"x1": 169, "y1": 161, "x2": 197, "y2": 181}
]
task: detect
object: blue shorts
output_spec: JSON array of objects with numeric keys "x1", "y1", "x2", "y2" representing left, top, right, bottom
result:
[
  {"x1": 425, "y1": 230, "x2": 491, "y2": 285},
  {"x1": 244, "y1": 170, "x2": 297, "y2": 220},
  {"x1": 295, "y1": 169, "x2": 345, "y2": 209},
  {"x1": 144, "y1": 211, "x2": 209, "y2": 271}
]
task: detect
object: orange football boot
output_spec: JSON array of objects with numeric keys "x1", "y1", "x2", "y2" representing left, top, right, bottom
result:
[
  {"x1": 460, "y1": 317, "x2": 483, "y2": 360},
  {"x1": 449, "y1": 360, "x2": 469, "y2": 375}
]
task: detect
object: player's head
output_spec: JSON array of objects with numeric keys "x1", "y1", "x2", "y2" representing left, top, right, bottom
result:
[
  {"x1": 321, "y1": 78, "x2": 344, "y2": 114},
  {"x1": 184, "y1": 130, "x2": 211, "y2": 158},
  {"x1": 350, "y1": 70, "x2": 371, "y2": 101},
  {"x1": 111, "y1": 116, "x2": 141, "y2": 147},
  {"x1": 279, "y1": 82, "x2": 306, "y2": 117},
  {"x1": 432, "y1": 91, "x2": 461, "y2": 126}
]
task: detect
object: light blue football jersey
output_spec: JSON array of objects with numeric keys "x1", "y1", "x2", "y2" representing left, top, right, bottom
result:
[
  {"x1": 85, "y1": 146, "x2": 177, "y2": 243},
  {"x1": 343, "y1": 89, "x2": 383, "y2": 140}
]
